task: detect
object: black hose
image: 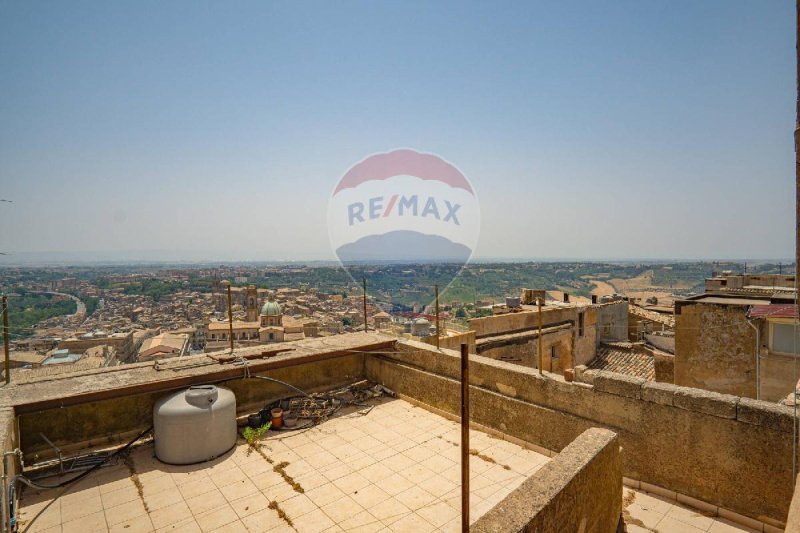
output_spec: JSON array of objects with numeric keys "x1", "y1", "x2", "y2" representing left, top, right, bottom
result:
[{"x1": 16, "y1": 425, "x2": 153, "y2": 491}]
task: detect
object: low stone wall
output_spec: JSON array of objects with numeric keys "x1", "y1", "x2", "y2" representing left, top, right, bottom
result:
[
  {"x1": 367, "y1": 339, "x2": 798, "y2": 526},
  {"x1": 18, "y1": 353, "x2": 365, "y2": 459},
  {"x1": 472, "y1": 428, "x2": 621, "y2": 533}
]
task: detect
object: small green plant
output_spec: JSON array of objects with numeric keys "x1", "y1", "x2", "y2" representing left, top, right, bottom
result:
[{"x1": 243, "y1": 422, "x2": 271, "y2": 449}]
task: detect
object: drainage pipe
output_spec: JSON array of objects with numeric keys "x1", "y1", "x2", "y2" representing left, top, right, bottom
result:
[{"x1": 746, "y1": 316, "x2": 761, "y2": 400}]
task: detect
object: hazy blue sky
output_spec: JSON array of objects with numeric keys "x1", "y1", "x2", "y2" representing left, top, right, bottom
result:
[{"x1": 0, "y1": 1, "x2": 795, "y2": 262}]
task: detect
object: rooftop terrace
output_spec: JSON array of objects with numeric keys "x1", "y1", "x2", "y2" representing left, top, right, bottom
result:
[{"x1": 0, "y1": 332, "x2": 797, "y2": 532}]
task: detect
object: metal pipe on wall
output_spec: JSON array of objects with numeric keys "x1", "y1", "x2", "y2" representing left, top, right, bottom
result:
[
  {"x1": 460, "y1": 342, "x2": 470, "y2": 530},
  {"x1": 746, "y1": 316, "x2": 760, "y2": 400}
]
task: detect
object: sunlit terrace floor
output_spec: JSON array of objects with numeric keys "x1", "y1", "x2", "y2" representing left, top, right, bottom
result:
[
  {"x1": 18, "y1": 397, "x2": 550, "y2": 532},
  {"x1": 625, "y1": 488, "x2": 762, "y2": 533}
]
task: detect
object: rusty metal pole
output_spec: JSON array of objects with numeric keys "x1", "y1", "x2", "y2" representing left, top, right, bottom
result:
[
  {"x1": 435, "y1": 285, "x2": 440, "y2": 349},
  {"x1": 363, "y1": 277, "x2": 368, "y2": 333},
  {"x1": 460, "y1": 342, "x2": 470, "y2": 530},
  {"x1": 2, "y1": 296, "x2": 9, "y2": 385},
  {"x1": 794, "y1": 0, "x2": 800, "y2": 484},
  {"x1": 223, "y1": 281, "x2": 234, "y2": 353},
  {"x1": 537, "y1": 298, "x2": 544, "y2": 375}
]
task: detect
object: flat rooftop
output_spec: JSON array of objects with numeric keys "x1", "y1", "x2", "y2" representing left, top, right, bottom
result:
[{"x1": 18, "y1": 397, "x2": 548, "y2": 533}]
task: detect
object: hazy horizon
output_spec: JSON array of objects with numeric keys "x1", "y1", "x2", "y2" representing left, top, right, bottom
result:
[{"x1": 1, "y1": 1, "x2": 796, "y2": 261}]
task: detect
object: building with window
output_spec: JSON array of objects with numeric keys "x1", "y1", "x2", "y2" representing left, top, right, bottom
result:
[{"x1": 674, "y1": 273, "x2": 798, "y2": 401}]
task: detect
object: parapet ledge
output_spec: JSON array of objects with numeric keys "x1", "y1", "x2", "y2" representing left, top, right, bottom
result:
[
  {"x1": 673, "y1": 386, "x2": 738, "y2": 419},
  {"x1": 592, "y1": 370, "x2": 645, "y2": 400},
  {"x1": 641, "y1": 381, "x2": 674, "y2": 406},
  {"x1": 737, "y1": 397, "x2": 796, "y2": 433}
]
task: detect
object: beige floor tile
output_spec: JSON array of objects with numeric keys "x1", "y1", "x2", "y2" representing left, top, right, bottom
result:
[
  {"x1": 359, "y1": 462, "x2": 394, "y2": 483},
  {"x1": 439, "y1": 517, "x2": 463, "y2": 533},
  {"x1": 207, "y1": 519, "x2": 246, "y2": 533},
  {"x1": 338, "y1": 509, "x2": 381, "y2": 530},
  {"x1": 664, "y1": 502, "x2": 716, "y2": 531},
  {"x1": 263, "y1": 479, "x2": 303, "y2": 503},
  {"x1": 143, "y1": 486, "x2": 185, "y2": 512},
  {"x1": 709, "y1": 518, "x2": 760, "y2": 533},
  {"x1": 304, "y1": 483, "x2": 346, "y2": 508},
  {"x1": 155, "y1": 517, "x2": 202, "y2": 533},
  {"x1": 368, "y1": 498, "x2": 411, "y2": 523},
  {"x1": 186, "y1": 489, "x2": 228, "y2": 516},
  {"x1": 240, "y1": 508, "x2": 284, "y2": 532},
  {"x1": 630, "y1": 489, "x2": 674, "y2": 514},
  {"x1": 322, "y1": 462, "x2": 352, "y2": 483},
  {"x1": 250, "y1": 470, "x2": 285, "y2": 492},
  {"x1": 292, "y1": 508, "x2": 337, "y2": 533},
  {"x1": 304, "y1": 451, "x2": 339, "y2": 470},
  {"x1": 321, "y1": 494, "x2": 364, "y2": 523},
  {"x1": 108, "y1": 514, "x2": 154, "y2": 533},
  {"x1": 626, "y1": 525, "x2": 654, "y2": 533},
  {"x1": 140, "y1": 474, "x2": 178, "y2": 498},
  {"x1": 61, "y1": 494, "x2": 104, "y2": 522},
  {"x1": 220, "y1": 478, "x2": 259, "y2": 502},
  {"x1": 279, "y1": 493, "x2": 317, "y2": 520},
  {"x1": 626, "y1": 502, "x2": 667, "y2": 529},
  {"x1": 211, "y1": 467, "x2": 248, "y2": 489},
  {"x1": 61, "y1": 484, "x2": 101, "y2": 506},
  {"x1": 229, "y1": 491, "x2": 270, "y2": 519},
  {"x1": 149, "y1": 501, "x2": 194, "y2": 530},
  {"x1": 417, "y1": 473, "x2": 457, "y2": 497},
  {"x1": 374, "y1": 473, "x2": 414, "y2": 497},
  {"x1": 351, "y1": 484, "x2": 391, "y2": 509},
  {"x1": 177, "y1": 478, "x2": 217, "y2": 500},
  {"x1": 103, "y1": 485, "x2": 143, "y2": 507},
  {"x1": 105, "y1": 499, "x2": 148, "y2": 527},
  {"x1": 332, "y1": 471, "x2": 371, "y2": 494},
  {"x1": 394, "y1": 486, "x2": 437, "y2": 511},
  {"x1": 415, "y1": 500, "x2": 460, "y2": 528},
  {"x1": 656, "y1": 515, "x2": 707, "y2": 532},
  {"x1": 194, "y1": 504, "x2": 239, "y2": 532},
  {"x1": 62, "y1": 510, "x2": 108, "y2": 533},
  {"x1": 388, "y1": 512, "x2": 436, "y2": 532}
]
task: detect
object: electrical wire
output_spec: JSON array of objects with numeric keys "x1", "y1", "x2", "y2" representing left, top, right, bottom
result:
[{"x1": 15, "y1": 425, "x2": 153, "y2": 491}]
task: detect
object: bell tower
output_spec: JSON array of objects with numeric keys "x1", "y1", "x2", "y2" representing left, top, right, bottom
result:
[{"x1": 245, "y1": 285, "x2": 258, "y2": 322}]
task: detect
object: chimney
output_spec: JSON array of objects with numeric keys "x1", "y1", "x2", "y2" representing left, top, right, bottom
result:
[{"x1": 563, "y1": 292, "x2": 570, "y2": 303}]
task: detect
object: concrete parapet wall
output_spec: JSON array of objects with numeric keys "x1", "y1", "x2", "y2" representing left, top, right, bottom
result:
[
  {"x1": 368, "y1": 339, "x2": 798, "y2": 525},
  {"x1": 471, "y1": 428, "x2": 621, "y2": 533},
  {"x1": 18, "y1": 353, "x2": 365, "y2": 460}
]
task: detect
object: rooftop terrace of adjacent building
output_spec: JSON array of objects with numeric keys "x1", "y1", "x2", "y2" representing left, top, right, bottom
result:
[{"x1": 0, "y1": 332, "x2": 798, "y2": 532}]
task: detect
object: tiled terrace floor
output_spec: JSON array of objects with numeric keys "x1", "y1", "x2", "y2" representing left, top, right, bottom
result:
[
  {"x1": 625, "y1": 488, "x2": 762, "y2": 533},
  {"x1": 18, "y1": 398, "x2": 549, "y2": 532}
]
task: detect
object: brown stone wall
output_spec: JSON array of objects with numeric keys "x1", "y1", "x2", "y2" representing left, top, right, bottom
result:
[
  {"x1": 759, "y1": 348, "x2": 799, "y2": 403},
  {"x1": 366, "y1": 339, "x2": 799, "y2": 525},
  {"x1": 472, "y1": 428, "x2": 621, "y2": 533},
  {"x1": 653, "y1": 351, "x2": 674, "y2": 383},
  {"x1": 675, "y1": 302, "x2": 756, "y2": 398},
  {"x1": 469, "y1": 307, "x2": 578, "y2": 338},
  {"x1": 478, "y1": 328, "x2": 573, "y2": 371}
]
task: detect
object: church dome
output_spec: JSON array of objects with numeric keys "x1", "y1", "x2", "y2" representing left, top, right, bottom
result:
[{"x1": 261, "y1": 301, "x2": 282, "y2": 317}]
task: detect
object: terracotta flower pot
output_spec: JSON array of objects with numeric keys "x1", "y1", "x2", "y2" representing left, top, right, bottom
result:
[{"x1": 271, "y1": 407, "x2": 284, "y2": 429}]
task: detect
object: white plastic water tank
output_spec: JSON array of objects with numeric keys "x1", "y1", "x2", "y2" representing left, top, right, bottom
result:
[{"x1": 153, "y1": 385, "x2": 237, "y2": 465}]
